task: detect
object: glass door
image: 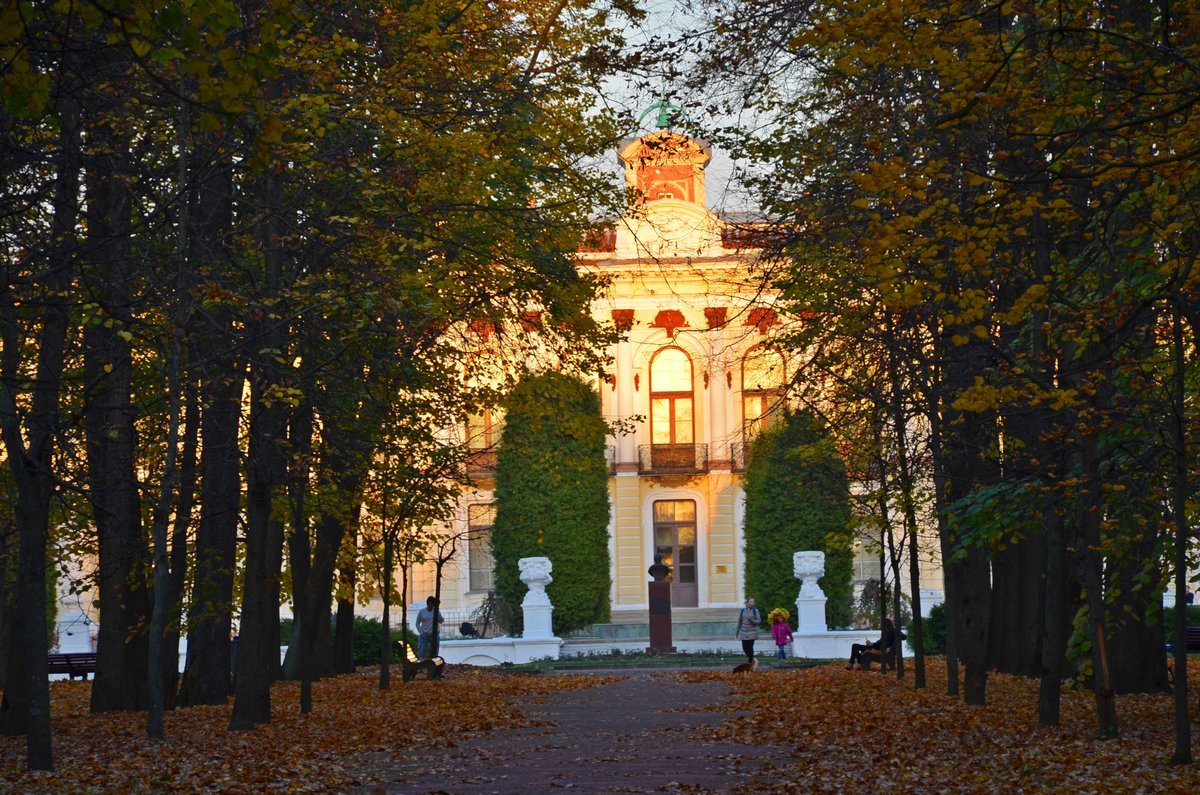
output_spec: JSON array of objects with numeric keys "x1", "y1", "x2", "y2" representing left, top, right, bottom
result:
[{"x1": 653, "y1": 499, "x2": 698, "y2": 607}]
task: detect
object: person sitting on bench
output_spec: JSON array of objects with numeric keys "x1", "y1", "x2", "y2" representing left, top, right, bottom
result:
[{"x1": 847, "y1": 617, "x2": 899, "y2": 670}]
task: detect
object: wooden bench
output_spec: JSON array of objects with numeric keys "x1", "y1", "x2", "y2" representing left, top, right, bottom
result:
[
  {"x1": 47, "y1": 652, "x2": 98, "y2": 680},
  {"x1": 393, "y1": 641, "x2": 445, "y2": 683},
  {"x1": 858, "y1": 632, "x2": 906, "y2": 672},
  {"x1": 1165, "y1": 626, "x2": 1200, "y2": 654}
]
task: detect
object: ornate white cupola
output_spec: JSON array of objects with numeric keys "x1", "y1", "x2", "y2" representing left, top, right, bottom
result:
[
  {"x1": 611, "y1": 100, "x2": 721, "y2": 259},
  {"x1": 618, "y1": 99, "x2": 713, "y2": 207}
]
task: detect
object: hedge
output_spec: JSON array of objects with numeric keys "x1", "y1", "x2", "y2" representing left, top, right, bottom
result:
[
  {"x1": 742, "y1": 409, "x2": 854, "y2": 629},
  {"x1": 491, "y1": 371, "x2": 611, "y2": 634}
]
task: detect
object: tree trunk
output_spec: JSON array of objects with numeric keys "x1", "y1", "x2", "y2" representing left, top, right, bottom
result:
[
  {"x1": 334, "y1": 517, "x2": 359, "y2": 674},
  {"x1": 1038, "y1": 504, "x2": 1068, "y2": 726},
  {"x1": 147, "y1": 333, "x2": 183, "y2": 739},
  {"x1": 1078, "y1": 434, "x2": 1118, "y2": 738},
  {"x1": 230, "y1": 151, "x2": 290, "y2": 731},
  {"x1": 1168, "y1": 303, "x2": 1191, "y2": 764},
  {"x1": 163, "y1": 372, "x2": 199, "y2": 710},
  {"x1": 0, "y1": 90, "x2": 82, "y2": 770},
  {"x1": 380, "y1": 533, "x2": 393, "y2": 690},
  {"x1": 886, "y1": 326, "x2": 922, "y2": 687},
  {"x1": 84, "y1": 142, "x2": 151, "y2": 715},
  {"x1": 1106, "y1": 529, "x2": 1170, "y2": 694},
  {"x1": 177, "y1": 143, "x2": 239, "y2": 709}
]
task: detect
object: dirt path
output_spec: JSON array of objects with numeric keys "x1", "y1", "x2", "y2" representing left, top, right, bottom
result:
[{"x1": 352, "y1": 673, "x2": 782, "y2": 794}]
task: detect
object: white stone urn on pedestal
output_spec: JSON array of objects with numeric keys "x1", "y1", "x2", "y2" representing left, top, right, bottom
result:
[
  {"x1": 519, "y1": 556, "x2": 555, "y2": 639},
  {"x1": 793, "y1": 551, "x2": 829, "y2": 633}
]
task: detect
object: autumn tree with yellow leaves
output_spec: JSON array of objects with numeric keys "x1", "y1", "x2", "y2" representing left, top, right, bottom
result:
[
  {"x1": 684, "y1": 0, "x2": 1199, "y2": 759},
  {"x1": 1, "y1": 0, "x2": 636, "y2": 771}
]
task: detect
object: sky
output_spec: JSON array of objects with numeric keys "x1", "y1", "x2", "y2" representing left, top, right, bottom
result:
[{"x1": 592, "y1": 0, "x2": 758, "y2": 214}]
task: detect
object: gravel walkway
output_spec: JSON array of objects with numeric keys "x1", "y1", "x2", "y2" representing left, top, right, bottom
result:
[{"x1": 353, "y1": 672, "x2": 783, "y2": 794}]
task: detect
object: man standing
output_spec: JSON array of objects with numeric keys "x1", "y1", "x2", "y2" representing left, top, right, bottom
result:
[{"x1": 415, "y1": 596, "x2": 443, "y2": 659}]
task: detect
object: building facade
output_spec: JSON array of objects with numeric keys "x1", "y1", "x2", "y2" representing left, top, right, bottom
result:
[{"x1": 417, "y1": 127, "x2": 896, "y2": 628}]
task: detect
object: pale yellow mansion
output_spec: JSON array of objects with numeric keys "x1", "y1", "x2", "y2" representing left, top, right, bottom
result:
[{"x1": 407, "y1": 124, "x2": 936, "y2": 631}]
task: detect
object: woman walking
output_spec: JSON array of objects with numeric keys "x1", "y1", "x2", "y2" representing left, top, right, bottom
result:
[{"x1": 736, "y1": 597, "x2": 761, "y2": 665}]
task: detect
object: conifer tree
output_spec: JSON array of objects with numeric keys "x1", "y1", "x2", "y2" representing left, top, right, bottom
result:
[
  {"x1": 743, "y1": 410, "x2": 854, "y2": 629},
  {"x1": 491, "y1": 372, "x2": 611, "y2": 635}
]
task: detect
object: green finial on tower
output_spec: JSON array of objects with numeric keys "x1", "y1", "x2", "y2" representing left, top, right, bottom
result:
[{"x1": 638, "y1": 91, "x2": 688, "y2": 130}]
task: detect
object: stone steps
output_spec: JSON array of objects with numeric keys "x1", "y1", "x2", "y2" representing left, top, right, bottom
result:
[{"x1": 566, "y1": 613, "x2": 740, "y2": 642}]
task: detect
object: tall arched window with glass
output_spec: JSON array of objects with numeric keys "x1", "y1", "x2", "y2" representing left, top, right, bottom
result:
[
  {"x1": 742, "y1": 345, "x2": 786, "y2": 441},
  {"x1": 467, "y1": 503, "x2": 496, "y2": 592},
  {"x1": 464, "y1": 353, "x2": 506, "y2": 473},
  {"x1": 649, "y1": 346, "x2": 695, "y2": 470}
]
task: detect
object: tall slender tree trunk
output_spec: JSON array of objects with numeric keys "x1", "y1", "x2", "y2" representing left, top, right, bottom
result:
[
  {"x1": 0, "y1": 91, "x2": 82, "y2": 769},
  {"x1": 84, "y1": 140, "x2": 151, "y2": 715},
  {"x1": 886, "y1": 321, "x2": 922, "y2": 687},
  {"x1": 921, "y1": 344, "x2": 959, "y2": 698},
  {"x1": 178, "y1": 143, "x2": 239, "y2": 709},
  {"x1": 1168, "y1": 302, "x2": 1191, "y2": 764},
  {"x1": 1078, "y1": 431, "x2": 1118, "y2": 738},
  {"x1": 230, "y1": 150, "x2": 290, "y2": 731},
  {"x1": 147, "y1": 332, "x2": 183, "y2": 739},
  {"x1": 334, "y1": 517, "x2": 359, "y2": 674},
  {"x1": 380, "y1": 530, "x2": 393, "y2": 691},
  {"x1": 163, "y1": 372, "x2": 199, "y2": 709}
]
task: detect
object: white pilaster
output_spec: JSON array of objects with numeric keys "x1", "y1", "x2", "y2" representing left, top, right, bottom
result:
[
  {"x1": 707, "y1": 324, "x2": 729, "y2": 467},
  {"x1": 616, "y1": 337, "x2": 636, "y2": 466}
]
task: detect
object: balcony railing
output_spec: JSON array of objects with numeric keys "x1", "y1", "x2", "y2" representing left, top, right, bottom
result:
[
  {"x1": 730, "y1": 442, "x2": 748, "y2": 473},
  {"x1": 466, "y1": 447, "x2": 498, "y2": 474},
  {"x1": 579, "y1": 227, "x2": 617, "y2": 252},
  {"x1": 638, "y1": 443, "x2": 708, "y2": 475}
]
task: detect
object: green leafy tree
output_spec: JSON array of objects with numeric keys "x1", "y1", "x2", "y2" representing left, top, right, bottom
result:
[
  {"x1": 743, "y1": 409, "x2": 854, "y2": 629},
  {"x1": 492, "y1": 372, "x2": 611, "y2": 635}
]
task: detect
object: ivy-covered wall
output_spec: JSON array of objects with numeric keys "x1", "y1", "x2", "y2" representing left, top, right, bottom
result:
[
  {"x1": 743, "y1": 409, "x2": 854, "y2": 628},
  {"x1": 491, "y1": 371, "x2": 611, "y2": 634}
]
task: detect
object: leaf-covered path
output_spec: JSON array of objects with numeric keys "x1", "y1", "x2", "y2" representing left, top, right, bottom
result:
[
  {"x1": 358, "y1": 672, "x2": 779, "y2": 793},
  {"x1": 3, "y1": 660, "x2": 1198, "y2": 792}
]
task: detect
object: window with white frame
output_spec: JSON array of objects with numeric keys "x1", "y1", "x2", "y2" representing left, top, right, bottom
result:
[{"x1": 467, "y1": 503, "x2": 496, "y2": 592}]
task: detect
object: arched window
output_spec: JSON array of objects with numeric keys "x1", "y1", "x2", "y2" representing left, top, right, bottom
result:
[
  {"x1": 650, "y1": 346, "x2": 694, "y2": 446},
  {"x1": 742, "y1": 345, "x2": 786, "y2": 439},
  {"x1": 467, "y1": 503, "x2": 496, "y2": 592},
  {"x1": 465, "y1": 353, "x2": 506, "y2": 471}
]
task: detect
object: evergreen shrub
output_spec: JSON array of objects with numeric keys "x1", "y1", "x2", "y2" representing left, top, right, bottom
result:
[
  {"x1": 910, "y1": 602, "x2": 946, "y2": 655},
  {"x1": 742, "y1": 409, "x2": 854, "y2": 628},
  {"x1": 491, "y1": 371, "x2": 611, "y2": 635},
  {"x1": 282, "y1": 615, "x2": 411, "y2": 666}
]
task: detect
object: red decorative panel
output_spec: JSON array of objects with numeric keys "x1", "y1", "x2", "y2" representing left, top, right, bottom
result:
[
  {"x1": 745, "y1": 307, "x2": 779, "y2": 334},
  {"x1": 612, "y1": 309, "x2": 635, "y2": 332},
  {"x1": 637, "y1": 164, "x2": 694, "y2": 202},
  {"x1": 704, "y1": 307, "x2": 728, "y2": 329},
  {"x1": 650, "y1": 309, "x2": 688, "y2": 338}
]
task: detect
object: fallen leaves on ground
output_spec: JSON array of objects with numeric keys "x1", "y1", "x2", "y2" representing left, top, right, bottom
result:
[
  {"x1": 676, "y1": 658, "x2": 1200, "y2": 793},
  {"x1": 0, "y1": 668, "x2": 616, "y2": 793}
]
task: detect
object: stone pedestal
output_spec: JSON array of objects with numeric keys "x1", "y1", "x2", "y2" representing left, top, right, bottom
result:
[
  {"x1": 793, "y1": 551, "x2": 829, "y2": 633},
  {"x1": 519, "y1": 557, "x2": 555, "y2": 640},
  {"x1": 647, "y1": 581, "x2": 676, "y2": 653}
]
